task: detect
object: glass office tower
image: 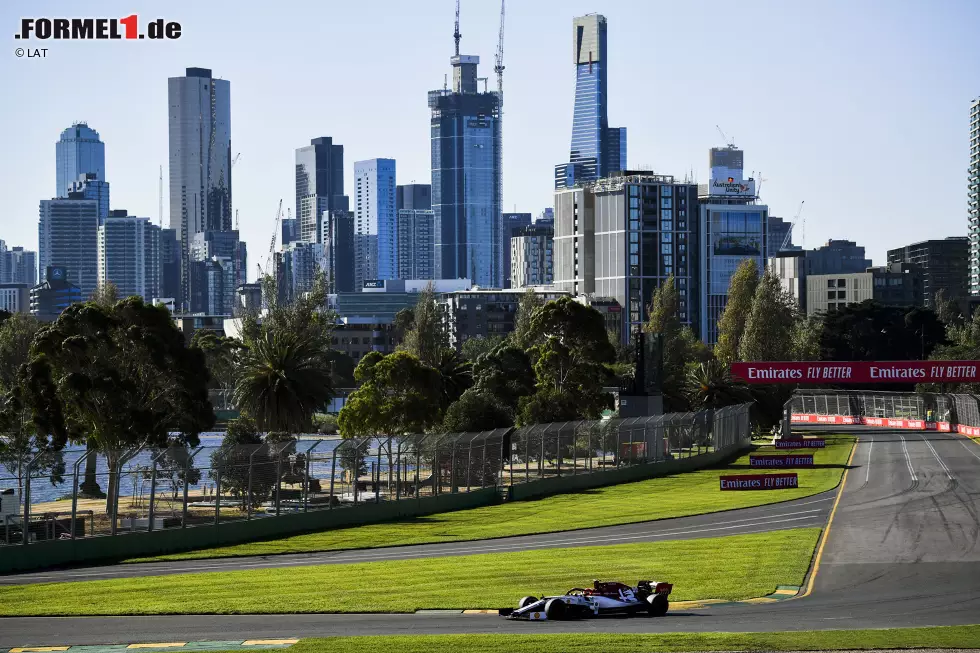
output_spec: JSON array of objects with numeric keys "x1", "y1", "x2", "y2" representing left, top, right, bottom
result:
[
  {"x1": 429, "y1": 53, "x2": 503, "y2": 287},
  {"x1": 168, "y1": 67, "x2": 232, "y2": 308},
  {"x1": 296, "y1": 137, "x2": 348, "y2": 244},
  {"x1": 56, "y1": 122, "x2": 105, "y2": 198},
  {"x1": 555, "y1": 15, "x2": 627, "y2": 190}
]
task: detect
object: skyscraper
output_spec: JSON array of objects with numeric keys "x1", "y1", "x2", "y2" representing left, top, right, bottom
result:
[
  {"x1": 190, "y1": 230, "x2": 247, "y2": 292},
  {"x1": 56, "y1": 122, "x2": 105, "y2": 197},
  {"x1": 295, "y1": 137, "x2": 347, "y2": 244},
  {"x1": 969, "y1": 98, "x2": 979, "y2": 295},
  {"x1": 67, "y1": 172, "x2": 110, "y2": 223},
  {"x1": 38, "y1": 196, "x2": 99, "y2": 299},
  {"x1": 0, "y1": 245, "x2": 37, "y2": 286},
  {"x1": 502, "y1": 212, "x2": 532, "y2": 288},
  {"x1": 168, "y1": 67, "x2": 232, "y2": 307},
  {"x1": 97, "y1": 211, "x2": 161, "y2": 302},
  {"x1": 160, "y1": 228, "x2": 181, "y2": 301},
  {"x1": 429, "y1": 42, "x2": 503, "y2": 287},
  {"x1": 511, "y1": 223, "x2": 554, "y2": 288},
  {"x1": 354, "y1": 159, "x2": 397, "y2": 287},
  {"x1": 321, "y1": 210, "x2": 355, "y2": 293},
  {"x1": 397, "y1": 207, "x2": 435, "y2": 280},
  {"x1": 554, "y1": 14, "x2": 627, "y2": 190},
  {"x1": 396, "y1": 184, "x2": 431, "y2": 212}
]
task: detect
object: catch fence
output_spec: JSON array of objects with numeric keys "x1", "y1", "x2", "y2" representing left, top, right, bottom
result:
[
  {"x1": 788, "y1": 390, "x2": 980, "y2": 433},
  {"x1": 0, "y1": 404, "x2": 751, "y2": 548}
]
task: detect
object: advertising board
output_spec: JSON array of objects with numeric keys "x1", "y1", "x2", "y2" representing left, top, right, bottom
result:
[
  {"x1": 774, "y1": 438, "x2": 826, "y2": 449},
  {"x1": 731, "y1": 361, "x2": 980, "y2": 384},
  {"x1": 749, "y1": 454, "x2": 814, "y2": 468},
  {"x1": 719, "y1": 473, "x2": 799, "y2": 490}
]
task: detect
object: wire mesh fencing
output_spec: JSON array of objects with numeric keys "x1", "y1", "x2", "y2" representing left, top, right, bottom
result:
[
  {"x1": 788, "y1": 390, "x2": 980, "y2": 427},
  {"x1": 0, "y1": 404, "x2": 752, "y2": 548}
]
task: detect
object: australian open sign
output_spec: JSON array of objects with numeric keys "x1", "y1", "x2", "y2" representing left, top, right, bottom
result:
[
  {"x1": 749, "y1": 454, "x2": 814, "y2": 468},
  {"x1": 720, "y1": 473, "x2": 799, "y2": 490}
]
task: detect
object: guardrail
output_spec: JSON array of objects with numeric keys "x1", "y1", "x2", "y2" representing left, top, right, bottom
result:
[
  {"x1": 0, "y1": 404, "x2": 752, "y2": 555},
  {"x1": 788, "y1": 390, "x2": 980, "y2": 436}
]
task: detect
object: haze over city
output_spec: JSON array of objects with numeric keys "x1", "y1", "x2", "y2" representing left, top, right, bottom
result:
[{"x1": 2, "y1": 0, "x2": 978, "y2": 272}]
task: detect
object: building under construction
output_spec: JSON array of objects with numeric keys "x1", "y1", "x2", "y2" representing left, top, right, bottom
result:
[{"x1": 428, "y1": 1, "x2": 504, "y2": 288}]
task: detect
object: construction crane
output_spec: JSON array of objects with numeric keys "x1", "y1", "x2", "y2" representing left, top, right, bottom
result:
[
  {"x1": 232, "y1": 152, "x2": 241, "y2": 167},
  {"x1": 755, "y1": 171, "x2": 768, "y2": 199},
  {"x1": 235, "y1": 209, "x2": 239, "y2": 231},
  {"x1": 781, "y1": 200, "x2": 804, "y2": 251},
  {"x1": 453, "y1": 0, "x2": 461, "y2": 56},
  {"x1": 716, "y1": 125, "x2": 735, "y2": 147},
  {"x1": 494, "y1": 0, "x2": 505, "y2": 98},
  {"x1": 265, "y1": 199, "x2": 283, "y2": 276}
]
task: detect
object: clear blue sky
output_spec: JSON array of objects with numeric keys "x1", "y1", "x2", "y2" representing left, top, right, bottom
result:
[{"x1": 2, "y1": 0, "x2": 978, "y2": 277}]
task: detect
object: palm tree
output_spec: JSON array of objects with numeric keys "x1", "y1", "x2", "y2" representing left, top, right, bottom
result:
[
  {"x1": 434, "y1": 348, "x2": 473, "y2": 411},
  {"x1": 685, "y1": 359, "x2": 750, "y2": 410},
  {"x1": 234, "y1": 329, "x2": 334, "y2": 434}
]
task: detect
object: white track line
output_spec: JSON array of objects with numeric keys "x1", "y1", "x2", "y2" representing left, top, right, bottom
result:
[
  {"x1": 919, "y1": 435, "x2": 954, "y2": 480},
  {"x1": 960, "y1": 439, "x2": 980, "y2": 463},
  {"x1": 865, "y1": 435, "x2": 874, "y2": 484},
  {"x1": 899, "y1": 435, "x2": 918, "y2": 482},
  {"x1": 8, "y1": 511, "x2": 828, "y2": 582}
]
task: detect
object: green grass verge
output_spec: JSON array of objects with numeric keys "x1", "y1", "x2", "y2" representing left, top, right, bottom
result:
[
  {"x1": 129, "y1": 436, "x2": 853, "y2": 563},
  {"x1": 282, "y1": 625, "x2": 980, "y2": 653},
  {"x1": 0, "y1": 529, "x2": 819, "y2": 616}
]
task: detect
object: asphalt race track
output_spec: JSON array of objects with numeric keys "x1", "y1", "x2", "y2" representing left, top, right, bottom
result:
[
  {"x1": 0, "y1": 492, "x2": 835, "y2": 586},
  {"x1": 2, "y1": 430, "x2": 979, "y2": 644}
]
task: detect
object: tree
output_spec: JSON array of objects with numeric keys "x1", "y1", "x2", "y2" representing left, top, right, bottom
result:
[
  {"x1": 434, "y1": 348, "x2": 472, "y2": 410},
  {"x1": 643, "y1": 275, "x2": 710, "y2": 407},
  {"x1": 933, "y1": 288, "x2": 963, "y2": 326},
  {"x1": 190, "y1": 330, "x2": 242, "y2": 390},
  {"x1": 715, "y1": 259, "x2": 759, "y2": 364},
  {"x1": 442, "y1": 388, "x2": 513, "y2": 432},
  {"x1": 209, "y1": 417, "x2": 272, "y2": 511},
  {"x1": 399, "y1": 283, "x2": 447, "y2": 367},
  {"x1": 0, "y1": 373, "x2": 65, "y2": 493},
  {"x1": 28, "y1": 298, "x2": 214, "y2": 515},
  {"x1": 738, "y1": 268, "x2": 798, "y2": 362},
  {"x1": 90, "y1": 281, "x2": 119, "y2": 307},
  {"x1": 461, "y1": 335, "x2": 506, "y2": 362},
  {"x1": 235, "y1": 270, "x2": 335, "y2": 434},
  {"x1": 235, "y1": 328, "x2": 334, "y2": 434},
  {"x1": 791, "y1": 315, "x2": 823, "y2": 361},
  {"x1": 338, "y1": 351, "x2": 443, "y2": 438},
  {"x1": 820, "y1": 301, "x2": 945, "y2": 364},
  {"x1": 518, "y1": 297, "x2": 615, "y2": 424},
  {"x1": 148, "y1": 444, "x2": 202, "y2": 502},
  {"x1": 0, "y1": 313, "x2": 42, "y2": 393},
  {"x1": 472, "y1": 342, "x2": 535, "y2": 413},
  {"x1": 510, "y1": 287, "x2": 544, "y2": 350},
  {"x1": 685, "y1": 360, "x2": 750, "y2": 410},
  {"x1": 325, "y1": 349, "x2": 356, "y2": 388}
]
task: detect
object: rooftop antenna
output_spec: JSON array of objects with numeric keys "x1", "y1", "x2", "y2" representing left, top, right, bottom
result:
[
  {"x1": 453, "y1": 0, "x2": 461, "y2": 56},
  {"x1": 444, "y1": 73, "x2": 448, "y2": 91}
]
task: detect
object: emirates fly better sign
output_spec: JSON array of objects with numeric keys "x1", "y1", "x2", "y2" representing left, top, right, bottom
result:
[
  {"x1": 719, "y1": 474, "x2": 799, "y2": 490},
  {"x1": 730, "y1": 361, "x2": 980, "y2": 384}
]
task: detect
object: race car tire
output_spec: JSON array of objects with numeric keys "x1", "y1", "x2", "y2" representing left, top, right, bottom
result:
[
  {"x1": 646, "y1": 594, "x2": 669, "y2": 617},
  {"x1": 518, "y1": 596, "x2": 538, "y2": 609},
  {"x1": 544, "y1": 598, "x2": 567, "y2": 620}
]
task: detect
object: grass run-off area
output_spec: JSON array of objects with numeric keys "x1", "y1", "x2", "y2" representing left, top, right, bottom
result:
[
  {"x1": 0, "y1": 528, "x2": 819, "y2": 616},
  {"x1": 130, "y1": 435, "x2": 853, "y2": 562},
  {"x1": 282, "y1": 625, "x2": 980, "y2": 653}
]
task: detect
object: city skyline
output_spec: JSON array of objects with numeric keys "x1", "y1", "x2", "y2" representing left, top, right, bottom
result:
[{"x1": 1, "y1": 0, "x2": 978, "y2": 279}]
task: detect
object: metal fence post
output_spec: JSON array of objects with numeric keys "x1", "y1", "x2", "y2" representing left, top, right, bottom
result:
[
  {"x1": 329, "y1": 444, "x2": 338, "y2": 510},
  {"x1": 147, "y1": 457, "x2": 158, "y2": 533},
  {"x1": 247, "y1": 446, "x2": 260, "y2": 521},
  {"x1": 22, "y1": 456, "x2": 33, "y2": 545},
  {"x1": 69, "y1": 450, "x2": 88, "y2": 541},
  {"x1": 275, "y1": 443, "x2": 284, "y2": 517},
  {"x1": 304, "y1": 440, "x2": 322, "y2": 512},
  {"x1": 556, "y1": 426, "x2": 562, "y2": 477},
  {"x1": 214, "y1": 462, "x2": 222, "y2": 526},
  {"x1": 375, "y1": 441, "x2": 383, "y2": 503},
  {"x1": 183, "y1": 446, "x2": 202, "y2": 528}
]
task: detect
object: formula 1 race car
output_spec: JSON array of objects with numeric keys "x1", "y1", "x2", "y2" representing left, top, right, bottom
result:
[{"x1": 499, "y1": 579, "x2": 672, "y2": 621}]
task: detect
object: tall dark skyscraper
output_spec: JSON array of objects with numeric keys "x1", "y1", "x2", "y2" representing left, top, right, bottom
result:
[
  {"x1": 56, "y1": 122, "x2": 105, "y2": 198},
  {"x1": 429, "y1": 33, "x2": 503, "y2": 287},
  {"x1": 555, "y1": 14, "x2": 627, "y2": 189},
  {"x1": 168, "y1": 67, "x2": 232, "y2": 308},
  {"x1": 295, "y1": 137, "x2": 348, "y2": 244}
]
